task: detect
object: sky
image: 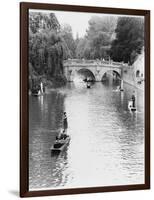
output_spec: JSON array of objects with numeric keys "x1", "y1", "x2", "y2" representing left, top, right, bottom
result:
[{"x1": 30, "y1": 9, "x2": 144, "y2": 39}]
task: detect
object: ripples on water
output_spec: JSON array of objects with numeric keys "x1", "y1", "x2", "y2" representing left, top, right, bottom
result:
[{"x1": 29, "y1": 82, "x2": 144, "y2": 190}]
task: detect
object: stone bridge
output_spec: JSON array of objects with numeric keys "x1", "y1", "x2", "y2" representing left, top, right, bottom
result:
[{"x1": 63, "y1": 59, "x2": 128, "y2": 82}]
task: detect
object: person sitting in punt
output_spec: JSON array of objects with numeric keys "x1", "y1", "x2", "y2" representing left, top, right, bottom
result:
[
  {"x1": 56, "y1": 129, "x2": 67, "y2": 141},
  {"x1": 60, "y1": 129, "x2": 67, "y2": 140}
]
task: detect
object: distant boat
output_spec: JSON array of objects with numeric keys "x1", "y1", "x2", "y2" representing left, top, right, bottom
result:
[
  {"x1": 50, "y1": 135, "x2": 70, "y2": 154},
  {"x1": 86, "y1": 82, "x2": 91, "y2": 88},
  {"x1": 130, "y1": 107, "x2": 136, "y2": 111},
  {"x1": 120, "y1": 88, "x2": 124, "y2": 92},
  {"x1": 114, "y1": 86, "x2": 123, "y2": 92},
  {"x1": 31, "y1": 81, "x2": 45, "y2": 97},
  {"x1": 32, "y1": 90, "x2": 43, "y2": 96}
]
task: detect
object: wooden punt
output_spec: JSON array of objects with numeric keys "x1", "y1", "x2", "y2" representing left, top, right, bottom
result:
[{"x1": 50, "y1": 135, "x2": 70, "y2": 153}]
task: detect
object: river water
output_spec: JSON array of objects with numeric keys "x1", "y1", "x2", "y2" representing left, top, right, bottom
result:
[{"x1": 29, "y1": 81, "x2": 144, "y2": 190}]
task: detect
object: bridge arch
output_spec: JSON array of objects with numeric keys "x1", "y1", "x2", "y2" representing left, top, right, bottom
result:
[
  {"x1": 76, "y1": 68, "x2": 96, "y2": 81},
  {"x1": 101, "y1": 70, "x2": 121, "y2": 82}
]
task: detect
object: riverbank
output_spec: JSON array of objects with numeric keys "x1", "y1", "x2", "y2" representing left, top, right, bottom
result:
[
  {"x1": 122, "y1": 50, "x2": 144, "y2": 92},
  {"x1": 123, "y1": 79, "x2": 144, "y2": 91},
  {"x1": 29, "y1": 74, "x2": 67, "y2": 93},
  {"x1": 122, "y1": 65, "x2": 144, "y2": 92}
]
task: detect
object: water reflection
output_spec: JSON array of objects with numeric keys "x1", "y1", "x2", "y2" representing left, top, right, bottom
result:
[{"x1": 29, "y1": 81, "x2": 144, "y2": 190}]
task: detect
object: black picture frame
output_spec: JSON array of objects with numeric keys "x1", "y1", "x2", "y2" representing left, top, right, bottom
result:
[{"x1": 20, "y1": 2, "x2": 150, "y2": 197}]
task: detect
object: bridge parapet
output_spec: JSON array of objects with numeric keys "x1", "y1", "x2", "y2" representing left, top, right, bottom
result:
[
  {"x1": 63, "y1": 59, "x2": 95, "y2": 64},
  {"x1": 63, "y1": 59, "x2": 128, "y2": 67}
]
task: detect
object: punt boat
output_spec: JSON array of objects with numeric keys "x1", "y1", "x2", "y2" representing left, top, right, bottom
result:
[{"x1": 50, "y1": 135, "x2": 70, "y2": 153}]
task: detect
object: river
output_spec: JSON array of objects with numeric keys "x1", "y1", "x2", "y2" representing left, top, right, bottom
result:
[{"x1": 29, "y1": 81, "x2": 144, "y2": 190}]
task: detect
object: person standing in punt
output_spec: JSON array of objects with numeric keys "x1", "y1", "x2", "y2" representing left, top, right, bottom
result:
[
  {"x1": 131, "y1": 91, "x2": 136, "y2": 108},
  {"x1": 63, "y1": 112, "x2": 68, "y2": 132}
]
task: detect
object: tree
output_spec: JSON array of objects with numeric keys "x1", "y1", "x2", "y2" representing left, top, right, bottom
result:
[
  {"x1": 90, "y1": 32, "x2": 111, "y2": 58},
  {"x1": 76, "y1": 38, "x2": 90, "y2": 59},
  {"x1": 29, "y1": 12, "x2": 60, "y2": 34},
  {"x1": 60, "y1": 24, "x2": 76, "y2": 58},
  {"x1": 76, "y1": 15, "x2": 117, "y2": 59},
  {"x1": 29, "y1": 12, "x2": 67, "y2": 85},
  {"x1": 110, "y1": 17, "x2": 144, "y2": 64},
  {"x1": 86, "y1": 16, "x2": 117, "y2": 39}
]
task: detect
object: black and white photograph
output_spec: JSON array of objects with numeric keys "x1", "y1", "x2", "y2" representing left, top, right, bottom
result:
[{"x1": 28, "y1": 8, "x2": 146, "y2": 191}]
